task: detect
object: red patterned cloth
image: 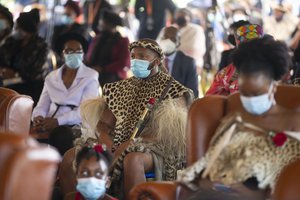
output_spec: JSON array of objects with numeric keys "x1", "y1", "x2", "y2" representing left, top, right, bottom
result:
[{"x1": 205, "y1": 63, "x2": 239, "y2": 96}]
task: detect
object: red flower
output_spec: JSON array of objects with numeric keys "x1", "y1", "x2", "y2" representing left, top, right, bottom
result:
[
  {"x1": 148, "y1": 98, "x2": 156, "y2": 105},
  {"x1": 94, "y1": 144, "x2": 104, "y2": 153},
  {"x1": 272, "y1": 132, "x2": 287, "y2": 147}
]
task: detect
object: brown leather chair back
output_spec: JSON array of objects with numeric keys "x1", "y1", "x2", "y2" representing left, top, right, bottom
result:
[
  {"x1": 272, "y1": 159, "x2": 300, "y2": 200},
  {"x1": 0, "y1": 87, "x2": 34, "y2": 135},
  {"x1": 58, "y1": 148, "x2": 77, "y2": 197},
  {"x1": 0, "y1": 133, "x2": 60, "y2": 200},
  {"x1": 186, "y1": 85, "x2": 300, "y2": 166}
]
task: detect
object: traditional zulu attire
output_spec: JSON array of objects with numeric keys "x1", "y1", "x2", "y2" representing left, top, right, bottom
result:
[
  {"x1": 102, "y1": 40, "x2": 193, "y2": 197},
  {"x1": 206, "y1": 24, "x2": 264, "y2": 96},
  {"x1": 178, "y1": 114, "x2": 300, "y2": 195}
]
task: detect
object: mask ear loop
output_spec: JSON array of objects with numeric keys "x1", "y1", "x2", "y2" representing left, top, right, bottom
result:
[{"x1": 148, "y1": 57, "x2": 159, "y2": 70}]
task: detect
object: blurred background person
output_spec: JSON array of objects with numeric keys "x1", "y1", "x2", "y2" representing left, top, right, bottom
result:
[
  {"x1": 218, "y1": 20, "x2": 250, "y2": 71},
  {"x1": 83, "y1": 0, "x2": 113, "y2": 34},
  {"x1": 158, "y1": 26, "x2": 199, "y2": 97},
  {"x1": 135, "y1": 0, "x2": 177, "y2": 39},
  {"x1": 0, "y1": 9, "x2": 47, "y2": 105},
  {"x1": 173, "y1": 8, "x2": 206, "y2": 70},
  {"x1": 290, "y1": 21, "x2": 300, "y2": 85},
  {"x1": 0, "y1": 4, "x2": 13, "y2": 45},
  {"x1": 205, "y1": 24, "x2": 264, "y2": 96},
  {"x1": 52, "y1": 0, "x2": 88, "y2": 61},
  {"x1": 264, "y1": 3, "x2": 299, "y2": 42},
  {"x1": 85, "y1": 9, "x2": 130, "y2": 87}
]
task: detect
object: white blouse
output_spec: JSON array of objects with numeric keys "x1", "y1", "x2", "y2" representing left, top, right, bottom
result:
[{"x1": 32, "y1": 63, "x2": 99, "y2": 125}]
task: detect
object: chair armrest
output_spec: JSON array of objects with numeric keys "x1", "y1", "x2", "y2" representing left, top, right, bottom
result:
[
  {"x1": 273, "y1": 158, "x2": 300, "y2": 200},
  {"x1": 129, "y1": 181, "x2": 180, "y2": 200}
]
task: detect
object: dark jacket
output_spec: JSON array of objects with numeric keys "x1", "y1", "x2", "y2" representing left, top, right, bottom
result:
[
  {"x1": 171, "y1": 51, "x2": 199, "y2": 98},
  {"x1": 0, "y1": 34, "x2": 48, "y2": 81},
  {"x1": 135, "y1": 0, "x2": 176, "y2": 39}
]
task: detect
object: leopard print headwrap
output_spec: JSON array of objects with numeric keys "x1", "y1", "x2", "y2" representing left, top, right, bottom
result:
[{"x1": 129, "y1": 39, "x2": 165, "y2": 60}]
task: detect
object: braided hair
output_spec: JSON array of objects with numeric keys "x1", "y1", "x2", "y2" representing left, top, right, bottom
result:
[{"x1": 76, "y1": 144, "x2": 112, "y2": 171}]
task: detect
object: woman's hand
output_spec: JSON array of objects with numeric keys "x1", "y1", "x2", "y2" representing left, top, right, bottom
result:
[{"x1": 41, "y1": 117, "x2": 59, "y2": 131}]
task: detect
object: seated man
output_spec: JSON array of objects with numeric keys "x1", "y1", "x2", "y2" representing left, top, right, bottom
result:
[
  {"x1": 32, "y1": 33, "x2": 99, "y2": 155},
  {"x1": 158, "y1": 26, "x2": 199, "y2": 98},
  {"x1": 178, "y1": 36, "x2": 300, "y2": 199},
  {"x1": 80, "y1": 38, "x2": 194, "y2": 199}
]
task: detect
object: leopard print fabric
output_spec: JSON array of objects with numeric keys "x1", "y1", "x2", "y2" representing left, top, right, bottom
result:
[
  {"x1": 103, "y1": 71, "x2": 192, "y2": 146},
  {"x1": 129, "y1": 40, "x2": 164, "y2": 60},
  {"x1": 177, "y1": 115, "x2": 300, "y2": 192},
  {"x1": 111, "y1": 138, "x2": 185, "y2": 182}
]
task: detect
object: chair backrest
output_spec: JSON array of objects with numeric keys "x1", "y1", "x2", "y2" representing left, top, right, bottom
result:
[
  {"x1": 0, "y1": 133, "x2": 61, "y2": 200},
  {"x1": 58, "y1": 147, "x2": 77, "y2": 197},
  {"x1": 0, "y1": 87, "x2": 34, "y2": 135},
  {"x1": 272, "y1": 158, "x2": 300, "y2": 200},
  {"x1": 186, "y1": 85, "x2": 300, "y2": 166}
]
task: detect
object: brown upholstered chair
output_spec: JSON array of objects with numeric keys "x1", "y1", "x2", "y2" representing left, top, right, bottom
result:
[
  {"x1": 58, "y1": 148, "x2": 77, "y2": 197},
  {"x1": 0, "y1": 133, "x2": 60, "y2": 200},
  {"x1": 129, "y1": 85, "x2": 300, "y2": 200},
  {"x1": 272, "y1": 159, "x2": 300, "y2": 200},
  {"x1": 0, "y1": 87, "x2": 34, "y2": 135}
]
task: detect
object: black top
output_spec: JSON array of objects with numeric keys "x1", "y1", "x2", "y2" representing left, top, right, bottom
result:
[{"x1": 135, "y1": 0, "x2": 177, "y2": 39}]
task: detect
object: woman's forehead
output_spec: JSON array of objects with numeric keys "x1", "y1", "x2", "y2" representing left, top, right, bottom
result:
[
  {"x1": 64, "y1": 40, "x2": 82, "y2": 49},
  {"x1": 239, "y1": 73, "x2": 270, "y2": 87}
]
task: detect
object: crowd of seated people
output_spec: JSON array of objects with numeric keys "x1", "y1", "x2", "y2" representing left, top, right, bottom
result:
[{"x1": 2, "y1": 1, "x2": 300, "y2": 200}]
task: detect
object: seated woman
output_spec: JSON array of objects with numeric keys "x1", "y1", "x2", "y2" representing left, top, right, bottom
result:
[
  {"x1": 0, "y1": 9, "x2": 47, "y2": 104},
  {"x1": 64, "y1": 144, "x2": 117, "y2": 200},
  {"x1": 177, "y1": 36, "x2": 300, "y2": 199},
  {"x1": 32, "y1": 33, "x2": 99, "y2": 155}
]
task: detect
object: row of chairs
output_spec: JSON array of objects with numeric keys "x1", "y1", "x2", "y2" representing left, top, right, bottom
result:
[{"x1": 0, "y1": 87, "x2": 60, "y2": 200}]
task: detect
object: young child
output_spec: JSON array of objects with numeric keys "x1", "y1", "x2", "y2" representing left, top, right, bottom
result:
[{"x1": 64, "y1": 144, "x2": 117, "y2": 200}]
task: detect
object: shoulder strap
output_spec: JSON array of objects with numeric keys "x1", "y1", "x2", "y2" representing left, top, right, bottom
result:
[
  {"x1": 136, "y1": 77, "x2": 174, "y2": 137},
  {"x1": 157, "y1": 77, "x2": 174, "y2": 103}
]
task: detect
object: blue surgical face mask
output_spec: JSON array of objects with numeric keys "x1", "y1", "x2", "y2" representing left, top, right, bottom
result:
[
  {"x1": 131, "y1": 58, "x2": 155, "y2": 79},
  {"x1": 61, "y1": 15, "x2": 74, "y2": 25},
  {"x1": 76, "y1": 177, "x2": 106, "y2": 200},
  {"x1": 240, "y1": 82, "x2": 275, "y2": 115},
  {"x1": 64, "y1": 53, "x2": 83, "y2": 69},
  {"x1": 0, "y1": 19, "x2": 7, "y2": 31}
]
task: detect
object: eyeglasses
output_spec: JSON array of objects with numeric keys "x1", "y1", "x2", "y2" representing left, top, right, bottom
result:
[{"x1": 63, "y1": 49, "x2": 83, "y2": 54}]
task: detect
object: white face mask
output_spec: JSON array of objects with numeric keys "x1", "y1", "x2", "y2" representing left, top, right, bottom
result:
[
  {"x1": 240, "y1": 82, "x2": 275, "y2": 115},
  {"x1": 159, "y1": 39, "x2": 177, "y2": 55},
  {"x1": 64, "y1": 53, "x2": 83, "y2": 69},
  {"x1": 76, "y1": 177, "x2": 106, "y2": 200},
  {"x1": 233, "y1": 14, "x2": 248, "y2": 22}
]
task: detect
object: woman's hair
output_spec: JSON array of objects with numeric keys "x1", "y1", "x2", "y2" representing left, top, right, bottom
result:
[
  {"x1": 76, "y1": 146, "x2": 112, "y2": 171},
  {"x1": 232, "y1": 36, "x2": 291, "y2": 81}
]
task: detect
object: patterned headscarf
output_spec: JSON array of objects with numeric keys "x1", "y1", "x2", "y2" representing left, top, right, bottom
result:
[
  {"x1": 129, "y1": 39, "x2": 164, "y2": 60},
  {"x1": 235, "y1": 24, "x2": 263, "y2": 45}
]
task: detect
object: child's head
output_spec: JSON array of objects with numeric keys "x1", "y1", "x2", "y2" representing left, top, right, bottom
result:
[{"x1": 75, "y1": 145, "x2": 112, "y2": 199}]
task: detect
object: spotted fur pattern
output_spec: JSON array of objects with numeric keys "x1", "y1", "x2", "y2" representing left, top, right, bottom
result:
[
  {"x1": 178, "y1": 117, "x2": 300, "y2": 192},
  {"x1": 103, "y1": 71, "x2": 191, "y2": 146}
]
